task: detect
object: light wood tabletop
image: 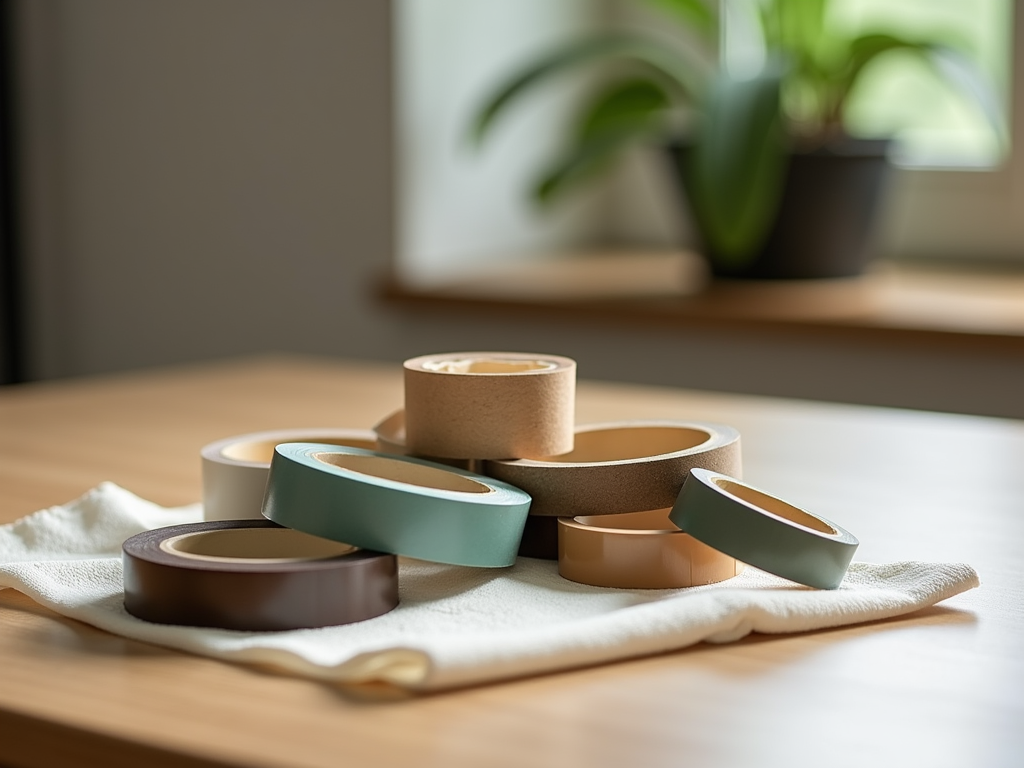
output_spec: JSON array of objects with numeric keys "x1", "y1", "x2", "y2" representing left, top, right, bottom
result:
[{"x1": 1, "y1": 355, "x2": 1021, "y2": 768}]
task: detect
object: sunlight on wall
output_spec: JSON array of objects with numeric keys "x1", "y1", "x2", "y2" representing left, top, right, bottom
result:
[{"x1": 395, "y1": 0, "x2": 611, "y2": 286}]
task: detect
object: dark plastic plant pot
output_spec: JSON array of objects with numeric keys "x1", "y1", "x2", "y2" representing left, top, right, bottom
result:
[{"x1": 669, "y1": 139, "x2": 892, "y2": 280}]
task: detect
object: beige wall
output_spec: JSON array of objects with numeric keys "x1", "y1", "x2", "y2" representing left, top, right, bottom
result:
[{"x1": 12, "y1": 1, "x2": 1024, "y2": 419}]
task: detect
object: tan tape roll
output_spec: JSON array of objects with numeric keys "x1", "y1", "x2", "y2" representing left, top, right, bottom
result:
[
  {"x1": 201, "y1": 428, "x2": 377, "y2": 521},
  {"x1": 558, "y1": 509, "x2": 742, "y2": 589},
  {"x1": 403, "y1": 352, "x2": 576, "y2": 460},
  {"x1": 485, "y1": 420, "x2": 741, "y2": 517}
]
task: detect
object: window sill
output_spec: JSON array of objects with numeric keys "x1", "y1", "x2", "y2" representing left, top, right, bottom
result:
[{"x1": 381, "y1": 251, "x2": 1024, "y2": 356}]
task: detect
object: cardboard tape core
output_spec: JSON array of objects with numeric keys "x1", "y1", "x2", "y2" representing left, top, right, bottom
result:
[
  {"x1": 314, "y1": 452, "x2": 492, "y2": 494},
  {"x1": 160, "y1": 527, "x2": 356, "y2": 563},
  {"x1": 539, "y1": 426, "x2": 711, "y2": 463},
  {"x1": 422, "y1": 358, "x2": 556, "y2": 374},
  {"x1": 712, "y1": 477, "x2": 837, "y2": 535},
  {"x1": 222, "y1": 435, "x2": 377, "y2": 463}
]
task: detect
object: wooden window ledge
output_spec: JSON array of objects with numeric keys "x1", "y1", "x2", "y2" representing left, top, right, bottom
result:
[{"x1": 381, "y1": 251, "x2": 1024, "y2": 355}]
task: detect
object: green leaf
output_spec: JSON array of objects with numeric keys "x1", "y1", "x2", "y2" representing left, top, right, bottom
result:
[
  {"x1": 534, "y1": 118, "x2": 664, "y2": 204},
  {"x1": 645, "y1": 0, "x2": 717, "y2": 42},
  {"x1": 684, "y1": 67, "x2": 787, "y2": 267},
  {"x1": 531, "y1": 79, "x2": 672, "y2": 204},
  {"x1": 576, "y1": 79, "x2": 672, "y2": 143},
  {"x1": 769, "y1": 0, "x2": 826, "y2": 50},
  {"x1": 469, "y1": 34, "x2": 702, "y2": 147}
]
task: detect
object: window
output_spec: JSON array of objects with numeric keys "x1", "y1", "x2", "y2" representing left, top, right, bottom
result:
[{"x1": 395, "y1": 0, "x2": 1021, "y2": 285}]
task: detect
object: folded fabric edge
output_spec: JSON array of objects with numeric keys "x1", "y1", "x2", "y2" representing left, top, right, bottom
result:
[{"x1": 396, "y1": 562, "x2": 982, "y2": 691}]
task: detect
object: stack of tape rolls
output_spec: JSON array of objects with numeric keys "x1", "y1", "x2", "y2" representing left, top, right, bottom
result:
[
  {"x1": 127, "y1": 350, "x2": 860, "y2": 634},
  {"x1": 486, "y1": 420, "x2": 745, "y2": 585},
  {"x1": 486, "y1": 420, "x2": 741, "y2": 564}
]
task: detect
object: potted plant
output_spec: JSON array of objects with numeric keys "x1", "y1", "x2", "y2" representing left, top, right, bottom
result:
[{"x1": 471, "y1": 0, "x2": 1000, "y2": 279}]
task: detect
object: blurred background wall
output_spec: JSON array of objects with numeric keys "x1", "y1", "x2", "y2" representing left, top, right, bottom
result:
[{"x1": 4, "y1": 0, "x2": 1022, "y2": 418}]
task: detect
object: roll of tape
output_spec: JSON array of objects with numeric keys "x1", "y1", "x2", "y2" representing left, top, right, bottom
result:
[
  {"x1": 122, "y1": 520, "x2": 398, "y2": 631},
  {"x1": 485, "y1": 421, "x2": 741, "y2": 517},
  {"x1": 263, "y1": 444, "x2": 533, "y2": 567},
  {"x1": 373, "y1": 410, "x2": 408, "y2": 457},
  {"x1": 201, "y1": 428, "x2": 377, "y2": 521},
  {"x1": 403, "y1": 352, "x2": 576, "y2": 459},
  {"x1": 558, "y1": 509, "x2": 741, "y2": 589},
  {"x1": 670, "y1": 468, "x2": 859, "y2": 590},
  {"x1": 373, "y1": 409, "x2": 480, "y2": 472},
  {"x1": 517, "y1": 515, "x2": 560, "y2": 560}
]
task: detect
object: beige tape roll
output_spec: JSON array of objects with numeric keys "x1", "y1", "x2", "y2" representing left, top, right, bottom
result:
[
  {"x1": 373, "y1": 410, "x2": 408, "y2": 457},
  {"x1": 372, "y1": 410, "x2": 479, "y2": 472},
  {"x1": 201, "y1": 428, "x2": 377, "y2": 521},
  {"x1": 403, "y1": 352, "x2": 576, "y2": 460},
  {"x1": 558, "y1": 509, "x2": 742, "y2": 589},
  {"x1": 485, "y1": 420, "x2": 741, "y2": 517}
]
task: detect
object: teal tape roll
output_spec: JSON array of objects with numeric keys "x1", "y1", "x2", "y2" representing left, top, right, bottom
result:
[
  {"x1": 669, "y1": 468, "x2": 859, "y2": 589},
  {"x1": 263, "y1": 444, "x2": 532, "y2": 567}
]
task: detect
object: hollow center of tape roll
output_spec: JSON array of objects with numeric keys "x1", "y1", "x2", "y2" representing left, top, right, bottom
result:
[
  {"x1": 160, "y1": 528, "x2": 357, "y2": 563},
  {"x1": 422, "y1": 358, "x2": 556, "y2": 374},
  {"x1": 576, "y1": 508, "x2": 681, "y2": 532},
  {"x1": 712, "y1": 478, "x2": 837, "y2": 535},
  {"x1": 314, "y1": 452, "x2": 493, "y2": 494},
  {"x1": 540, "y1": 426, "x2": 712, "y2": 463},
  {"x1": 223, "y1": 436, "x2": 377, "y2": 463}
]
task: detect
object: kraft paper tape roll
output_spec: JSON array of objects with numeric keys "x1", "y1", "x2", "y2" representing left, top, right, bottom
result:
[
  {"x1": 122, "y1": 520, "x2": 398, "y2": 631},
  {"x1": 670, "y1": 468, "x2": 859, "y2": 590},
  {"x1": 485, "y1": 421, "x2": 741, "y2": 517},
  {"x1": 558, "y1": 509, "x2": 742, "y2": 589},
  {"x1": 403, "y1": 352, "x2": 576, "y2": 460},
  {"x1": 373, "y1": 409, "x2": 480, "y2": 472},
  {"x1": 201, "y1": 428, "x2": 378, "y2": 521},
  {"x1": 263, "y1": 443, "x2": 533, "y2": 567}
]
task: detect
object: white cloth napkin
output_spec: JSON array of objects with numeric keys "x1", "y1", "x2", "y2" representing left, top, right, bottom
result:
[{"x1": 0, "y1": 483, "x2": 979, "y2": 691}]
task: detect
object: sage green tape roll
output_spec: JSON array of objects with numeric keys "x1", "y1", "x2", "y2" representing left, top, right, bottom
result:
[
  {"x1": 669, "y1": 468, "x2": 858, "y2": 590},
  {"x1": 263, "y1": 444, "x2": 532, "y2": 568}
]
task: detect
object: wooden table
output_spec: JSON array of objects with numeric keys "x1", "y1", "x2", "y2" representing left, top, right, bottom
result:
[{"x1": 1, "y1": 356, "x2": 1021, "y2": 768}]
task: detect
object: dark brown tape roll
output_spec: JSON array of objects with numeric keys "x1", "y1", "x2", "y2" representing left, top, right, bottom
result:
[
  {"x1": 123, "y1": 520, "x2": 398, "y2": 631},
  {"x1": 517, "y1": 515, "x2": 559, "y2": 560}
]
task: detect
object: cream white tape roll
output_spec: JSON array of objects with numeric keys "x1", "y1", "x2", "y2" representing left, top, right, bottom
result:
[
  {"x1": 403, "y1": 352, "x2": 576, "y2": 460},
  {"x1": 485, "y1": 420, "x2": 741, "y2": 517},
  {"x1": 201, "y1": 428, "x2": 377, "y2": 521}
]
